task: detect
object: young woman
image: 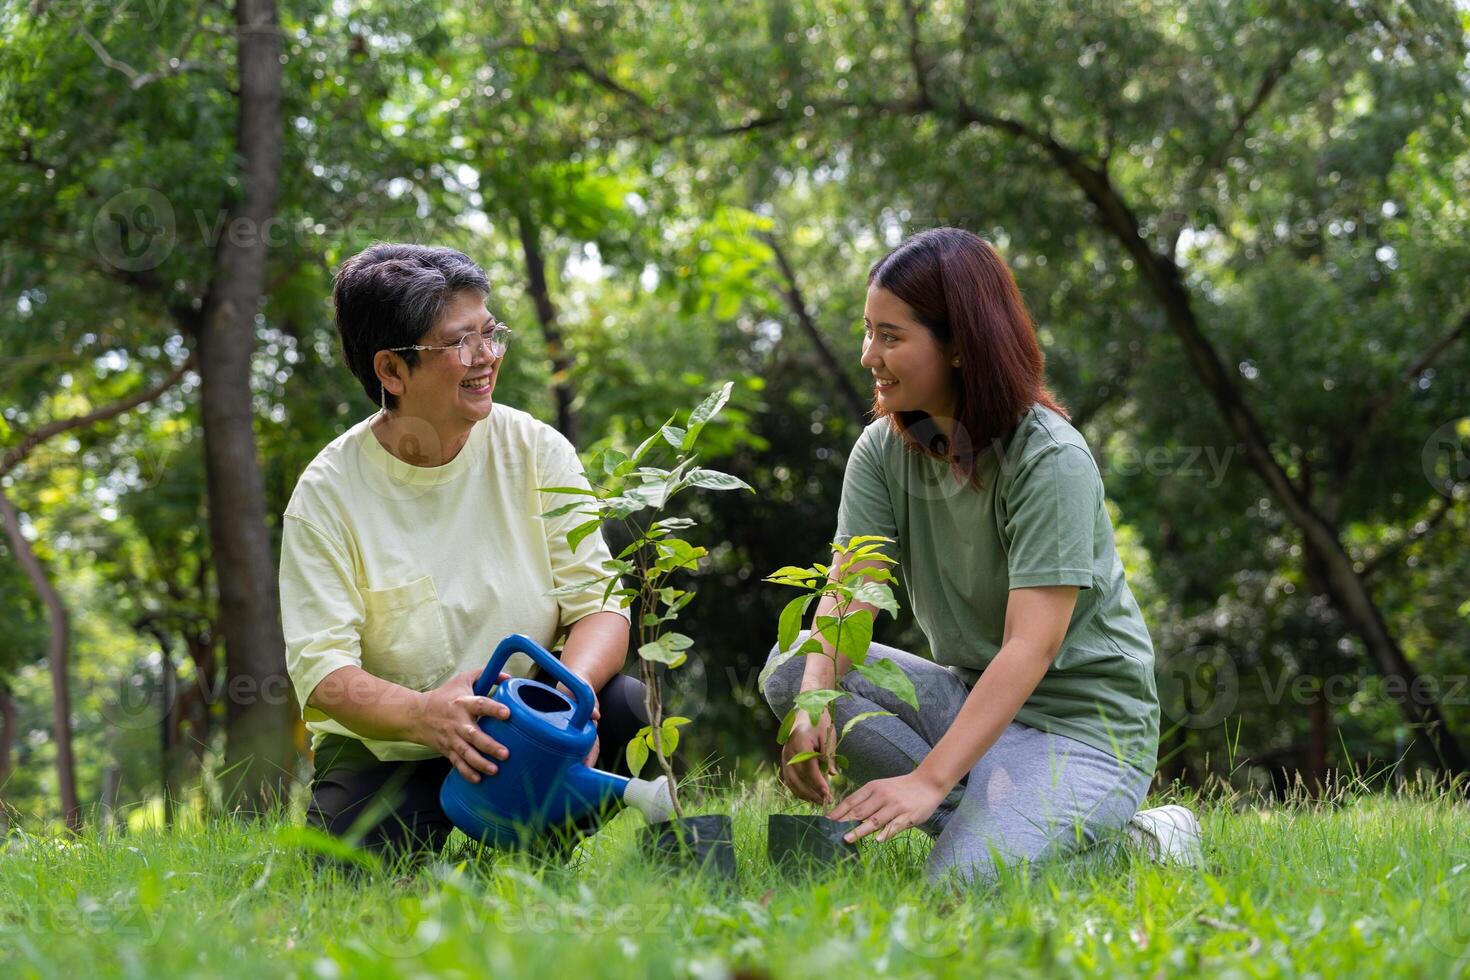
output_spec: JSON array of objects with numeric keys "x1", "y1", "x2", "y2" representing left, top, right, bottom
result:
[
  {"x1": 762, "y1": 228, "x2": 1186, "y2": 885},
  {"x1": 280, "y1": 243, "x2": 645, "y2": 859}
]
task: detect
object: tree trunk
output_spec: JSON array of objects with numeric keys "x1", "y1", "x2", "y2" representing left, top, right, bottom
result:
[
  {"x1": 1123, "y1": 237, "x2": 1469, "y2": 779},
  {"x1": 0, "y1": 490, "x2": 80, "y2": 830},
  {"x1": 99, "y1": 764, "x2": 122, "y2": 835},
  {"x1": 0, "y1": 682, "x2": 18, "y2": 802},
  {"x1": 0, "y1": 357, "x2": 189, "y2": 829},
  {"x1": 194, "y1": 0, "x2": 297, "y2": 812},
  {"x1": 158, "y1": 630, "x2": 180, "y2": 827},
  {"x1": 1308, "y1": 689, "x2": 1329, "y2": 796},
  {"x1": 514, "y1": 203, "x2": 578, "y2": 442},
  {"x1": 762, "y1": 231, "x2": 871, "y2": 424},
  {"x1": 945, "y1": 105, "x2": 1470, "y2": 780}
]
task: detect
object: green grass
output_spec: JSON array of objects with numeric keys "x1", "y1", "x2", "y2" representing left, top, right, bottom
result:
[{"x1": 2, "y1": 774, "x2": 1468, "y2": 978}]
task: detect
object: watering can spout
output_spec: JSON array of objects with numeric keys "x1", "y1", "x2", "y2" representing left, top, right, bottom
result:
[
  {"x1": 562, "y1": 764, "x2": 675, "y2": 825},
  {"x1": 624, "y1": 775, "x2": 674, "y2": 824}
]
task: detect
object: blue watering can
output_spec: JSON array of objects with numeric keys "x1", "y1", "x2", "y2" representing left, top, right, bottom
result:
[{"x1": 439, "y1": 633, "x2": 674, "y2": 847}]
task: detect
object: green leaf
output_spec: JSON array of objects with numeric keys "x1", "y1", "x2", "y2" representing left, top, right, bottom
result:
[
  {"x1": 626, "y1": 735, "x2": 649, "y2": 777},
  {"x1": 843, "y1": 535, "x2": 895, "y2": 549},
  {"x1": 777, "y1": 707, "x2": 799, "y2": 744},
  {"x1": 793, "y1": 688, "x2": 845, "y2": 726},
  {"x1": 849, "y1": 581, "x2": 899, "y2": 617},
  {"x1": 602, "y1": 480, "x2": 673, "y2": 518},
  {"x1": 661, "y1": 424, "x2": 687, "y2": 448},
  {"x1": 568, "y1": 518, "x2": 604, "y2": 554},
  {"x1": 539, "y1": 485, "x2": 599, "y2": 497},
  {"x1": 785, "y1": 751, "x2": 821, "y2": 765},
  {"x1": 547, "y1": 577, "x2": 607, "y2": 597},
  {"x1": 839, "y1": 710, "x2": 895, "y2": 741},
  {"x1": 541, "y1": 500, "x2": 594, "y2": 519},
  {"x1": 656, "y1": 725, "x2": 680, "y2": 755},
  {"x1": 631, "y1": 415, "x2": 678, "y2": 465},
  {"x1": 638, "y1": 632, "x2": 693, "y2": 667},
  {"x1": 758, "y1": 648, "x2": 797, "y2": 694},
  {"x1": 589, "y1": 448, "x2": 629, "y2": 485},
  {"x1": 683, "y1": 468, "x2": 752, "y2": 492},
  {"x1": 777, "y1": 593, "x2": 815, "y2": 653},
  {"x1": 765, "y1": 576, "x2": 820, "y2": 589},
  {"x1": 653, "y1": 517, "x2": 697, "y2": 531},
  {"x1": 853, "y1": 659, "x2": 919, "y2": 711},
  {"x1": 839, "y1": 547, "x2": 898, "y2": 575},
  {"x1": 681, "y1": 381, "x2": 733, "y2": 450},
  {"x1": 654, "y1": 538, "x2": 707, "y2": 573},
  {"x1": 832, "y1": 609, "x2": 873, "y2": 661},
  {"x1": 658, "y1": 717, "x2": 685, "y2": 754},
  {"x1": 663, "y1": 716, "x2": 692, "y2": 727},
  {"x1": 768, "y1": 565, "x2": 820, "y2": 581}
]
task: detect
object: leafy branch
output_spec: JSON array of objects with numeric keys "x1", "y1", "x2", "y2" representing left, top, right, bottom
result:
[
  {"x1": 760, "y1": 536, "x2": 915, "y2": 776},
  {"x1": 542, "y1": 382, "x2": 751, "y2": 818}
]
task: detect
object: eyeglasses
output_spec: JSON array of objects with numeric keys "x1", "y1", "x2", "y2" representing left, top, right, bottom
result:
[{"x1": 389, "y1": 324, "x2": 513, "y2": 367}]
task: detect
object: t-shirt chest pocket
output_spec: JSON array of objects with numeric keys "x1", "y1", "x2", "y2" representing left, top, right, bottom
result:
[{"x1": 358, "y1": 575, "x2": 455, "y2": 692}]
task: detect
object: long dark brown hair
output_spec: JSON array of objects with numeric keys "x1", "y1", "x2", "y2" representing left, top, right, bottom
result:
[{"x1": 867, "y1": 227, "x2": 1068, "y2": 484}]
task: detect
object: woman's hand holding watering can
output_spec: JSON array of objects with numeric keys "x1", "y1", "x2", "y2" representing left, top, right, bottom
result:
[{"x1": 415, "y1": 668, "x2": 513, "y2": 784}]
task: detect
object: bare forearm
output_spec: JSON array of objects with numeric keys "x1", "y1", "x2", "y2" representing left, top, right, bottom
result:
[
  {"x1": 307, "y1": 666, "x2": 427, "y2": 745},
  {"x1": 799, "y1": 592, "x2": 873, "y2": 690},
  {"x1": 913, "y1": 640, "x2": 1054, "y2": 791},
  {"x1": 559, "y1": 611, "x2": 629, "y2": 691}
]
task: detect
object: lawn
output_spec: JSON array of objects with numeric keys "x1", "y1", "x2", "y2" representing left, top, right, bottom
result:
[{"x1": 2, "y1": 775, "x2": 1467, "y2": 978}]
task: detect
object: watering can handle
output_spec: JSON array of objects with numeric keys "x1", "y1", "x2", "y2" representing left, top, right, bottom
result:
[{"x1": 475, "y1": 633, "x2": 596, "y2": 729}]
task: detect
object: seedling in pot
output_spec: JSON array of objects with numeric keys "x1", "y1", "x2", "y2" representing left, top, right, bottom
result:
[
  {"x1": 542, "y1": 383, "x2": 748, "y2": 874},
  {"x1": 761, "y1": 536, "x2": 915, "y2": 869}
]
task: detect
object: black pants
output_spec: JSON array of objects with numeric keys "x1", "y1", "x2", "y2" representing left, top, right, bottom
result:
[{"x1": 306, "y1": 665, "x2": 648, "y2": 860}]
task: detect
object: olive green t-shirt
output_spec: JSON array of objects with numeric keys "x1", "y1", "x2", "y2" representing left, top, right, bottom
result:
[{"x1": 835, "y1": 404, "x2": 1159, "y2": 774}]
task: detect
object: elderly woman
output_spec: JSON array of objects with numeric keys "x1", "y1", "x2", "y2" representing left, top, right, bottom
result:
[{"x1": 280, "y1": 243, "x2": 643, "y2": 859}]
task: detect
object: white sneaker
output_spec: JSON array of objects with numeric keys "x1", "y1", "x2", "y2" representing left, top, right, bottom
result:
[{"x1": 1126, "y1": 804, "x2": 1203, "y2": 866}]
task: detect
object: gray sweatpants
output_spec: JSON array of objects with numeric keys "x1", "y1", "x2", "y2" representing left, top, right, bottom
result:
[{"x1": 762, "y1": 634, "x2": 1153, "y2": 885}]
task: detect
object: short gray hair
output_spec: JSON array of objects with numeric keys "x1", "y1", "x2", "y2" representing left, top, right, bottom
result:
[{"x1": 332, "y1": 243, "x2": 491, "y2": 410}]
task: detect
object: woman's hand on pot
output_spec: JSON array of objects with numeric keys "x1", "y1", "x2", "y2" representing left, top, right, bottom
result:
[
  {"x1": 415, "y1": 668, "x2": 512, "y2": 783},
  {"x1": 780, "y1": 709, "x2": 837, "y2": 807},
  {"x1": 828, "y1": 771, "x2": 948, "y2": 843}
]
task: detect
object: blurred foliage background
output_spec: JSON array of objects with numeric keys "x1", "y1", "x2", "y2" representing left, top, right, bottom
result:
[{"x1": 1, "y1": 0, "x2": 1468, "y2": 829}]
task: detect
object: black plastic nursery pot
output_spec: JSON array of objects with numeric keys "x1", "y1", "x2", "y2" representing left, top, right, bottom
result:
[
  {"x1": 767, "y1": 813, "x2": 860, "y2": 872},
  {"x1": 642, "y1": 814, "x2": 737, "y2": 878}
]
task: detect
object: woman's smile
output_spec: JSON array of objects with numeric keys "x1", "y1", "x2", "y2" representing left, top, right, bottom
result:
[{"x1": 459, "y1": 370, "x2": 495, "y2": 396}]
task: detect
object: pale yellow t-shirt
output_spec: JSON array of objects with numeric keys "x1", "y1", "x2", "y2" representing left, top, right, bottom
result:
[{"x1": 279, "y1": 404, "x2": 628, "y2": 761}]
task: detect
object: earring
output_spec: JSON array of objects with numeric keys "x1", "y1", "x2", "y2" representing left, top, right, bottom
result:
[
  {"x1": 952, "y1": 358, "x2": 961, "y2": 367},
  {"x1": 380, "y1": 385, "x2": 388, "y2": 413}
]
